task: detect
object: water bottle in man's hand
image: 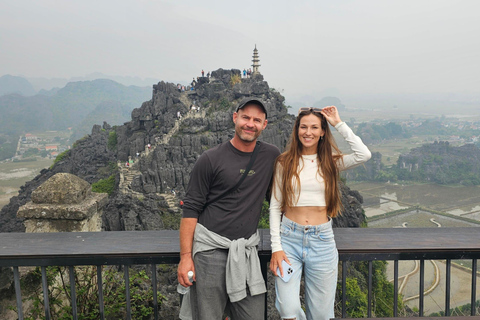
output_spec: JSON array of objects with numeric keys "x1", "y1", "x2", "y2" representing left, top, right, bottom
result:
[{"x1": 177, "y1": 271, "x2": 194, "y2": 295}]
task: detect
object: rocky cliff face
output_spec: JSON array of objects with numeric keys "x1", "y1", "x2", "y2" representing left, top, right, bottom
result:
[{"x1": 0, "y1": 68, "x2": 366, "y2": 233}]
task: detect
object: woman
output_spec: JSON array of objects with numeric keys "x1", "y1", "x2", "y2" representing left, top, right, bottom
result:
[{"x1": 269, "y1": 106, "x2": 371, "y2": 320}]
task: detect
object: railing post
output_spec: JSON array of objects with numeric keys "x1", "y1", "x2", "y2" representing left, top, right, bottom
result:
[
  {"x1": 445, "y1": 259, "x2": 451, "y2": 316},
  {"x1": 419, "y1": 259, "x2": 425, "y2": 317},
  {"x1": 97, "y1": 265, "x2": 105, "y2": 320},
  {"x1": 342, "y1": 260, "x2": 346, "y2": 318},
  {"x1": 13, "y1": 266, "x2": 24, "y2": 320},
  {"x1": 151, "y1": 264, "x2": 159, "y2": 320},
  {"x1": 41, "y1": 266, "x2": 51, "y2": 320},
  {"x1": 261, "y1": 258, "x2": 268, "y2": 320},
  {"x1": 394, "y1": 260, "x2": 398, "y2": 317},
  {"x1": 472, "y1": 258, "x2": 477, "y2": 316},
  {"x1": 124, "y1": 266, "x2": 131, "y2": 320},
  {"x1": 368, "y1": 261, "x2": 372, "y2": 318},
  {"x1": 69, "y1": 266, "x2": 78, "y2": 320}
]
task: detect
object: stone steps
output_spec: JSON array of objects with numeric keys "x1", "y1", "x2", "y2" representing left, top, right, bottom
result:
[
  {"x1": 158, "y1": 193, "x2": 181, "y2": 213},
  {"x1": 116, "y1": 92, "x2": 205, "y2": 209}
]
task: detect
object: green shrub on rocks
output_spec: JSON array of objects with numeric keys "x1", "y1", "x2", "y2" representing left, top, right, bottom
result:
[
  {"x1": 50, "y1": 149, "x2": 71, "y2": 169},
  {"x1": 92, "y1": 174, "x2": 116, "y2": 195},
  {"x1": 107, "y1": 131, "x2": 117, "y2": 150}
]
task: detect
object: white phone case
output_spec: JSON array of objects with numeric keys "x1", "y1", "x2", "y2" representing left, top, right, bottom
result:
[{"x1": 276, "y1": 260, "x2": 294, "y2": 282}]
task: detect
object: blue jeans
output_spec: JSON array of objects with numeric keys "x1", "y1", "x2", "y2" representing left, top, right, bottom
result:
[
  {"x1": 191, "y1": 249, "x2": 265, "y2": 320},
  {"x1": 275, "y1": 216, "x2": 338, "y2": 320}
]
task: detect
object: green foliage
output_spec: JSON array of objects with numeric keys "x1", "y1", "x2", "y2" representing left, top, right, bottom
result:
[
  {"x1": 258, "y1": 200, "x2": 270, "y2": 229},
  {"x1": 392, "y1": 142, "x2": 480, "y2": 186},
  {"x1": 72, "y1": 135, "x2": 88, "y2": 149},
  {"x1": 429, "y1": 300, "x2": 480, "y2": 317},
  {"x1": 230, "y1": 74, "x2": 241, "y2": 87},
  {"x1": 0, "y1": 134, "x2": 18, "y2": 161},
  {"x1": 338, "y1": 261, "x2": 404, "y2": 318},
  {"x1": 23, "y1": 147, "x2": 40, "y2": 158},
  {"x1": 107, "y1": 130, "x2": 117, "y2": 150},
  {"x1": 342, "y1": 277, "x2": 368, "y2": 317},
  {"x1": 219, "y1": 97, "x2": 231, "y2": 111},
  {"x1": 91, "y1": 174, "x2": 116, "y2": 195},
  {"x1": 97, "y1": 162, "x2": 118, "y2": 179},
  {"x1": 158, "y1": 210, "x2": 181, "y2": 230},
  {"x1": 18, "y1": 266, "x2": 164, "y2": 320},
  {"x1": 52, "y1": 149, "x2": 71, "y2": 166},
  {"x1": 356, "y1": 122, "x2": 410, "y2": 144}
]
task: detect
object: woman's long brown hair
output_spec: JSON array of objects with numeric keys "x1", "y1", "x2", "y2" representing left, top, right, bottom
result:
[{"x1": 273, "y1": 110, "x2": 344, "y2": 217}]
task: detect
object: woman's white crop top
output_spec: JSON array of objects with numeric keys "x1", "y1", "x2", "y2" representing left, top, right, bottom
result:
[{"x1": 269, "y1": 122, "x2": 371, "y2": 252}]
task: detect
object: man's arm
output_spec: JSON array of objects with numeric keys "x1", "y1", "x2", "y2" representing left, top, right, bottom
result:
[{"x1": 177, "y1": 217, "x2": 197, "y2": 287}]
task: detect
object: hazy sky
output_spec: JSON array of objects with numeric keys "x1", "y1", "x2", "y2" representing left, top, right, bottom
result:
[{"x1": 1, "y1": 0, "x2": 479, "y2": 98}]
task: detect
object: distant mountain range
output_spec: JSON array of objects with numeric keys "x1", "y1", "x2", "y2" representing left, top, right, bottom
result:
[
  {"x1": 0, "y1": 73, "x2": 160, "y2": 94},
  {"x1": 0, "y1": 75, "x2": 36, "y2": 96},
  {"x1": 0, "y1": 76, "x2": 152, "y2": 160}
]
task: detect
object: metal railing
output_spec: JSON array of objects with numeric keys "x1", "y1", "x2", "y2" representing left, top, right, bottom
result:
[{"x1": 1, "y1": 227, "x2": 479, "y2": 319}]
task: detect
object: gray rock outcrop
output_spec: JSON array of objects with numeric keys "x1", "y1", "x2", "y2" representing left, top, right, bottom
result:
[{"x1": 17, "y1": 173, "x2": 108, "y2": 233}]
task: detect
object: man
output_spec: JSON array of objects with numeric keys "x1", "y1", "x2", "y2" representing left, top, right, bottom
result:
[{"x1": 178, "y1": 98, "x2": 280, "y2": 319}]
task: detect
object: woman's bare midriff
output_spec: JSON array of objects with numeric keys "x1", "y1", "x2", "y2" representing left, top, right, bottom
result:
[{"x1": 284, "y1": 206, "x2": 329, "y2": 226}]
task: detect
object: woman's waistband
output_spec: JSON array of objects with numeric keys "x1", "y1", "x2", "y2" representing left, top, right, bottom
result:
[{"x1": 281, "y1": 215, "x2": 333, "y2": 234}]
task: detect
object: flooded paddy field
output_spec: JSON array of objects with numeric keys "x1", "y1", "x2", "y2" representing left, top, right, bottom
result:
[
  {"x1": 368, "y1": 210, "x2": 480, "y2": 228},
  {"x1": 0, "y1": 159, "x2": 52, "y2": 210},
  {"x1": 348, "y1": 181, "x2": 480, "y2": 315},
  {"x1": 348, "y1": 181, "x2": 480, "y2": 220}
]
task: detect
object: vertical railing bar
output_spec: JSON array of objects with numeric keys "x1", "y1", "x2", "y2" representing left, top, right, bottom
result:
[
  {"x1": 342, "y1": 260, "x2": 346, "y2": 318},
  {"x1": 41, "y1": 266, "x2": 51, "y2": 320},
  {"x1": 124, "y1": 266, "x2": 131, "y2": 320},
  {"x1": 394, "y1": 260, "x2": 399, "y2": 317},
  {"x1": 261, "y1": 259, "x2": 268, "y2": 320},
  {"x1": 151, "y1": 264, "x2": 158, "y2": 320},
  {"x1": 69, "y1": 266, "x2": 78, "y2": 320},
  {"x1": 97, "y1": 265, "x2": 105, "y2": 320},
  {"x1": 472, "y1": 259, "x2": 477, "y2": 316},
  {"x1": 13, "y1": 267, "x2": 24, "y2": 320},
  {"x1": 368, "y1": 261, "x2": 372, "y2": 318},
  {"x1": 419, "y1": 259, "x2": 424, "y2": 317},
  {"x1": 445, "y1": 259, "x2": 451, "y2": 316}
]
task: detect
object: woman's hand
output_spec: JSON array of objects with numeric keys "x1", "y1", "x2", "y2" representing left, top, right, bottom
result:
[
  {"x1": 321, "y1": 105, "x2": 342, "y2": 127},
  {"x1": 270, "y1": 251, "x2": 291, "y2": 277}
]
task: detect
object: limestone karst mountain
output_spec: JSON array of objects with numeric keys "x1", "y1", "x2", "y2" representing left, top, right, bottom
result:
[{"x1": 0, "y1": 68, "x2": 366, "y2": 233}]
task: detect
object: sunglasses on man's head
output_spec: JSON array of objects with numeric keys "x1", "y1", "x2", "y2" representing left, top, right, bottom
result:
[{"x1": 298, "y1": 107, "x2": 323, "y2": 115}]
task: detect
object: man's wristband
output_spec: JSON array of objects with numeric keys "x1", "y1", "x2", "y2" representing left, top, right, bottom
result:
[{"x1": 180, "y1": 252, "x2": 192, "y2": 256}]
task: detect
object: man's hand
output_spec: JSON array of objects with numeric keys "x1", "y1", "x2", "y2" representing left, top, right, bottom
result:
[
  {"x1": 178, "y1": 255, "x2": 195, "y2": 287},
  {"x1": 178, "y1": 217, "x2": 198, "y2": 287}
]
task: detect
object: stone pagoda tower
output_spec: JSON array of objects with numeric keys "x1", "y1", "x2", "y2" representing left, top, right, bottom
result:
[{"x1": 252, "y1": 45, "x2": 261, "y2": 75}]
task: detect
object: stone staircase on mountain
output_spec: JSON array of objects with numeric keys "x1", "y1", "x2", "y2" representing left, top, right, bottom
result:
[
  {"x1": 158, "y1": 192, "x2": 180, "y2": 213},
  {"x1": 117, "y1": 91, "x2": 205, "y2": 212},
  {"x1": 118, "y1": 162, "x2": 143, "y2": 198},
  {"x1": 161, "y1": 108, "x2": 206, "y2": 144}
]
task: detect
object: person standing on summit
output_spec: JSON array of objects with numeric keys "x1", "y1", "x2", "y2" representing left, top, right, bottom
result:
[{"x1": 177, "y1": 98, "x2": 280, "y2": 319}]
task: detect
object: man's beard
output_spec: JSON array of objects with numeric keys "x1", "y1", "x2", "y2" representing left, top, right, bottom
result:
[{"x1": 235, "y1": 127, "x2": 260, "y2": 142}]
